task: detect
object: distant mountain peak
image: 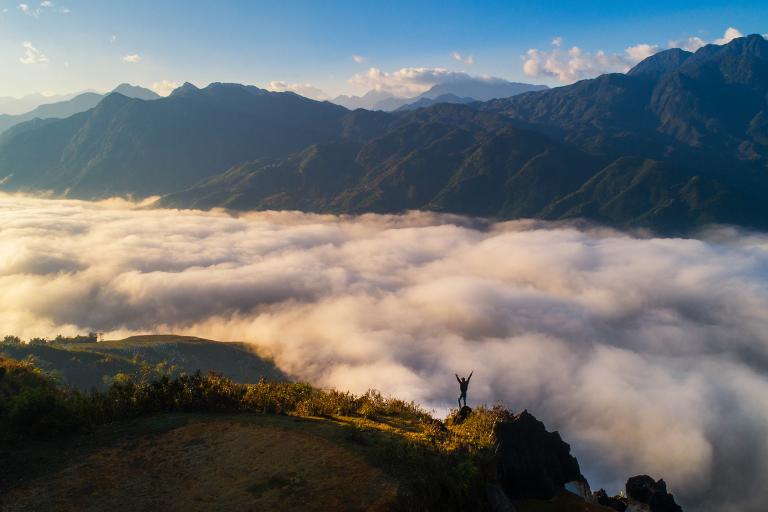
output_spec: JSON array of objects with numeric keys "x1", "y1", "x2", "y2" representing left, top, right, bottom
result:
[
  {"x1": 170, "y1": 82, "x2": 200, "y2": 97},
  {"x1": 627, "y1": 48, "x2": 693, "y2": 77},
  {"x1": 111, "y1": 83, "x2": 160, "y2": 100}
]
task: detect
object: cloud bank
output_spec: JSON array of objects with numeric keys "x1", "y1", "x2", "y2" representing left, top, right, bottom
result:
[
  {"x1": 1, "y1": 194, "x2": 768, "y2": 511},
  {"x1": 151, "y1": 80, "x2": 180, "y2": 97},
  {"x1": 522, "y1": 40, "x2": 659, "y2": 83},
  {"x1": 349, "y1": 67, "x2": 510, "y2": 97},
  {"x1": 266, "y1": 81, "x2": 329, "y2": 101}
]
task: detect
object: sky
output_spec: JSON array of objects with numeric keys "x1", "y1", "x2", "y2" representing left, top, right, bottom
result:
[{"x1": 0, "y1": 1, "x2": 767, "y2": 99}]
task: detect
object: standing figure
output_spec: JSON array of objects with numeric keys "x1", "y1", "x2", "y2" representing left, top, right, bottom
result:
[{"x1": 455, "y1": 371, "x2": 473, "y2": 408}]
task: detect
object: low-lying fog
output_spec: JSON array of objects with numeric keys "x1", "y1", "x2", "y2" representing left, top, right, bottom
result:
[{"x1": 2, "y1": 194, "x2": 767, "y2": 511}]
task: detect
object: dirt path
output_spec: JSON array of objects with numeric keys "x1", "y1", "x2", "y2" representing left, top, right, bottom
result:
[{"x1": 2, "y1": 416, "x2": 399, "y2": 512}]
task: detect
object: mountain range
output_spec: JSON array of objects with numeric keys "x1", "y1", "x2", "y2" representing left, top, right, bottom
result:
[
  {"x1": 1, "y1": 35, "x2": 767, "y2": 233},
  {"x1": 0, "y1": 84, "x2": 159, "y2": 135},
  {"x1": 331, "y1": 77, "x2": 548, "y2": 111}
]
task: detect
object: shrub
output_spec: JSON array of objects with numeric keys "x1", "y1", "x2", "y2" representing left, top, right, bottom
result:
[{"x1": 7, "y1": 386, "x2": 81, "y2": 437}]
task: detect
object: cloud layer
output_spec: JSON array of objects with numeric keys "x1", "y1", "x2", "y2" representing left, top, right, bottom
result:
[
  {"x1": 522, "y1": 39, "x2": 658, "y2": 83},
  {"x1": 349, "y1": 67, "x2": 507, "y2": 97},
  {"x1": 266, "y1": 81, "x2": 329, "y2": 101},
  {"x1": 1, "y1": 194, "x2": 768, "y2": 511}
]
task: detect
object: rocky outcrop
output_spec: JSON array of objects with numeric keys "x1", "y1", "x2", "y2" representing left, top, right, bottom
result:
[
  {"x1": 625, "y1": 475, "x2": 683, "y2": 512},
  {"x1": 595, "y1": 475, "x2": 683, "y2": 512},
  {"x1": 452, "y1": 406, "x2": 473, "y2": 424},
  {"x1": 492, "y1": 410, "x2": 586, "y2": 500}
]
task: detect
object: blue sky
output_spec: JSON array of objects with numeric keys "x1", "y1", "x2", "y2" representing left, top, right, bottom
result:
[{"x1": 1, "y1": 0, "x2": 766, "y2": 98}]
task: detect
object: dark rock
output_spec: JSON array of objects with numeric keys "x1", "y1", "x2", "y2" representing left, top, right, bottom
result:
[
  {"x1": 626, "y1": 475, "x2": 683, "y2": 512},
  {"x1": 594, "y1": 488, "x2": 628, "y2": 511},
  {"x1": 453, "y1": 406, "x2": 473, "y2": 424},
  {"x1": 486, "y1": 483, "x2": 517, "y2": 512},
  {"x1": 492, "y1": 409, "x2": 583, "y2": 500}
]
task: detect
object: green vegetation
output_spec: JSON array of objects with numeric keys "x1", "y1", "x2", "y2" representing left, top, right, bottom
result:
[
  {"x1": 0, "y1": 355, "x2": 508, "y2": 510},
  {"x1": 0, "y1": 334, "x2": 285, "y2": 390}
]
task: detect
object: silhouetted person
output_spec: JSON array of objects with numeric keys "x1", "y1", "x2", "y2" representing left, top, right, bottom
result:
[{"x1": 456, "y1": 371, "x2": 473, "y2": 408}]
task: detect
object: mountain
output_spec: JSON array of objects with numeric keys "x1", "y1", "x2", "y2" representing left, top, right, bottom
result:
[
  {"x1": 331, "y1": 77, "x2": 547, "y2": 111},
  {"x1": 0, "y1": 91, "x2": 88, "y2": 116},
  {"x1": 3, "y1": 36, "x2": 768, "y2": 233},
  {"x1": 627, "y1": 47, "x2": 693, "y2": 78},
  {"x1": 331, "y1": 89, "x2": 396, "y2": 110},
  {"x1": 112, "y1": 83, "x2": 161, "y2": 101},
  {"x1": 0, "y1": 84, "x2": 160, "y2": 135},
  {"x1": 0, "y1": 93, "x2": 103, "y2": 134},
  {"x1": 0, "y1": 83, "x2": 349, "y2": 197},
  {"x1": 395, "y1": 93, "x2": 477, "y2": 112},
  {"x1": 421, "y1": 78, "x2": 548, "y2": 101},
  {"x1": 483, "y1": 34, "x2": 768, "y2": 164},
  {"x1": 160, "y1": 104, "x2": 604, "y2": 218}
]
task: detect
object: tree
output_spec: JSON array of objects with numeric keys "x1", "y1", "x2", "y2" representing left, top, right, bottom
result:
[{"x1": 2, "y1": 335, "x2": 21, "y2": 345}]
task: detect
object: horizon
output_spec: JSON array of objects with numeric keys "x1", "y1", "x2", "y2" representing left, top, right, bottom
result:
[{"x1": 0, "y1": 0, "x2": 766, "y2": 99}]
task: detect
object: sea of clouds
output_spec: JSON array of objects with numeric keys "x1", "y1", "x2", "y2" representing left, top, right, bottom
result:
[{"x1": 1, "y1": 193, "x2": 767, "y2": 510}]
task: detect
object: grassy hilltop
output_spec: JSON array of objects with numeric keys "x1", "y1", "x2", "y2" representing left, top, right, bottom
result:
[
  {"x1": 0, "y1": 334, "x2": 286, "y2": 390},
  {"x1": 0, "y1": 336, "x2": 674, "y2": 511}
]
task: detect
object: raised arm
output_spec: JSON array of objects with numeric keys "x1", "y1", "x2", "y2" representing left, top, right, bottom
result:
[
  {"x1": 467, "y1": 371, "x2": 473, "y2": 382},
  {"x1": 455, "y1": 373, "x2": 461, "y2": 383}
]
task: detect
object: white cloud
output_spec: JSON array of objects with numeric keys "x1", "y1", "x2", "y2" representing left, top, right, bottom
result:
[
  {"x1": 522, "y1": 38, "x2": 658, "y2": 84},
  {"x1": 450, "y1": 51, "x2": 475, "y2": 65},
  {"x1": 714, "y1": 26, "x2": 744, "y2": 45},
  {"x1": 266, "y1": 81, "x2": 329, "y2": 100},
  {"x1": 669, "y1": 27, "x2": 746, "y2": 52},
  {"x1": 121, "y1": 54, "x2": 141, "y2": 64},
  {"x1": 625, "y1": 43, "x2": 660, "y2": 62},
  {"x1": 525, "y1": 27, "x2": 748, "y2": 84},
  {"x1": 151, "y1": 80, "x2": 179, "y2": 97},
  {"x1": 349, "y1": 67, "x2": 501, "y2": 97},
  {"x1": 2, "y1": 194, "x2": 768, "y2": 510},
  {"x1": 19, "y1": 41, "x2": 49, "y2": 65},
  {"x1": 17, "y1": 1, "x2": 60, "y2": 17},
  {"x1": 352, "y1": 55, "x2": 366, "y2": 64},
  {"x1": 670, "y1": 36, "x2": 707, "y2": 52}
]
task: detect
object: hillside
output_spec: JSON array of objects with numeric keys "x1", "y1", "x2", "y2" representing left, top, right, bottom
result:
[
  {"x1": 0, "y1": 85, "x2": 159, "y2": 135},
  {"x1": 0, "y1": 83, "x2": 348, "y2": 197},
  {"x1": 0, "y1": 357, "x2": 681, "y2": 511},
  {"x1": 0, "y1": 335, "x2": 285, "y2": 390}
]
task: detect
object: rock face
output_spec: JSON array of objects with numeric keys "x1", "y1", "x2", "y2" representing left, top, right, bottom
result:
[
  {"x1": 595, "y1": 489, "x2": 628, "y2": 511},
  {"x1": 492, "y1": 410, "x2": 584, "y2": 500},
  {"x1": 625, "y1": 475, "x2": 683, "y2": 512},
  {"x1": 595, "y1": 476, "x2": 683, "y2": 512}
]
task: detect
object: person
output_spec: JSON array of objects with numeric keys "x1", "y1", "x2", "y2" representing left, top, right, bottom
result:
[{"x1": 455, "y1": 371, "x2": 473, "y2": 408}]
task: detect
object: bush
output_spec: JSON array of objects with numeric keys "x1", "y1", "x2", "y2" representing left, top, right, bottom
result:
[{"x1": 7, "y1": 386, "x2": 81, "y2": 437}]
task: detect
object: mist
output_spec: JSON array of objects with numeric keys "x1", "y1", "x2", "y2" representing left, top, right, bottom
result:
[{"x1": 1, "y1": 193, "x2": 767, "y2": 510}]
